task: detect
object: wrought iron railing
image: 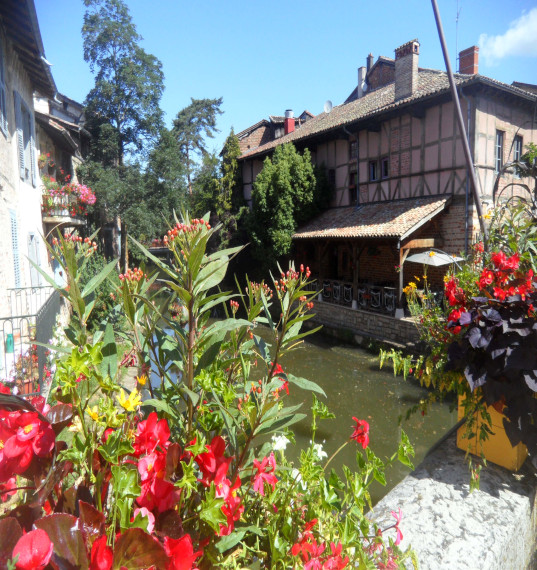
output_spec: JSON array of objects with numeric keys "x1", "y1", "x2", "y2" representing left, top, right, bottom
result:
[
  {"x1": 0, "y1": 286, "x2": 60, "y2": 396},
  {"x1": 41, "y1": 193, "x2": 86, "y2": 220}
]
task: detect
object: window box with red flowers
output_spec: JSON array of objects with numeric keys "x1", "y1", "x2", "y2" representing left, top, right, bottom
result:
[{"x1": 41, "y1": 175, "x2": 96, "y2": 219}]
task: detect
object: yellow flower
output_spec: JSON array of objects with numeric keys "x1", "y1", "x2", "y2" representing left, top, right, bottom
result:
[
  {"x1": 118, "y1": 388, "x2": 142, "y2": 412},
  {"x1": 414, "y1": 276, "x2": 421, "y2": 282},
  {"x1": 403, "y1": 282, "x2": 418, "y2": 295},
  {"x1": 88, "y1": 406, "x2": 100, "y2": 421},
  {"x1": 483, "y1": 212, "x2": 492, "y2": 220},
  {"x1": 428, "y1": 251, "x2": 436, "y2": 257},
  {"x1": 136, "y1": 374, "x2": 147, "y2": 386}
]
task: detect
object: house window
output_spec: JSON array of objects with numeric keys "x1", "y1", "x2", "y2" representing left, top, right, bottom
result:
[
  {"x1": 328, "y1": 168, "x2": 336, "y2": 186},
  {"x1": 369, "y1": 160, "x2": 379, "y2": 181},
  {"x1": 14, "y1": 92, "x2": 37, "y2": 187},
  {"x1": 495, "y1": 130, "x2": 504, "y2": 174},
  {"x1": 513, "y1": 135, "x2": 523, "y2": 177},
  {"x1": 0, "y1": 35, "x2": 7, "y2": 136},
  {"x1": 349, "y1": 140, "x2": 358, "y2": 160},
  {"x1": 349, "y1": 171, "x2": 357, "y2": 204},
  {"x1": 381, "y1": 157, "x2": 389, "y2": 179}
]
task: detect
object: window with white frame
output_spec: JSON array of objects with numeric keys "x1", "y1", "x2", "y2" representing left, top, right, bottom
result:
[
  {"x1": 495, "y1": 130, "x2": 504, "y2": 174},
  {"x1": 14, "y1": 91, "x2": 37, "y2": 186},
  {"x1": 0, "y1": 34, "x2": 7, "y2": 136}
]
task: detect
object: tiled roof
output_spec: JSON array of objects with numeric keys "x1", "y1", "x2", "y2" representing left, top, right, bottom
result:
[
  {"x1": 293, "y1": 195, "x2": 450, "y2": 240},
  {"x1": 239, "y1": 70, "x2": 537, "y2": 161}
]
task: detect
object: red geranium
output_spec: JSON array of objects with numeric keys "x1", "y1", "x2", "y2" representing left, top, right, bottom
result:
[
  {"x1": 350, "y1": 418, "x2": 370, "y2": 449},
  {"x1": 12, "y1": 529, "x2": 53, "y2": 570},
  {"x1": 164, "y1": 534, "x2": 202, "y2": 570},
  {"x1": 133, "y1": 412, "x2": 170, "y2": 456},
  {"x1": 252, "y1": 452, "x2": 277, "y2": 496},
  {"x1": 89, "y1": 535, "x2": 113, "y2": 570}
]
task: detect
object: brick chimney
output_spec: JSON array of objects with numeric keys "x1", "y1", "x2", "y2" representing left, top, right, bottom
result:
[
  {"x1": 394, "y1": 39, "x2": 420, "y2": 101},
  {"x1": 367, "y1": 53, "x2": 374, "y2": 72},
  {"x1": 459, "y1": 46, "x2": 479, "y2": 75},
  {"x1": 284, "y1": 109, "x2": 294, "y2": 135}
]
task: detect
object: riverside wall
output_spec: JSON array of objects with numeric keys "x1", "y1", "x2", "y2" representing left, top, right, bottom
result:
[{"x1": 309, "y1": 300, "x2": 419, "y2": 349}]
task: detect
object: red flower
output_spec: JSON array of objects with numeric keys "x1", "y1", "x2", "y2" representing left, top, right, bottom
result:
[
  {"x1": 323, "y1": 542, "x2": 349, "y2": 569},
  {"x1": 195, "y1": 436, "x2": 232, "y2": 487},
  {"x1": 90, "y1": 535, "x2": 113, "y2": 570},
  {"x1": 133, "y1": 412, "x2": 170, "y2": 456},
  {"x1": 138, "y1": 450, "x2": 166, "y2": 482},
  {"x1": 164, "y1": 534, "x2": 202, "y2": 570},
  {"x1": 391, "y1": 508, "x2": 403, "y2": 545},
  {"x1": 12, "y1": 529, "x2": 53, "y2": 570},
  {"x1": 216, "y1": 476, "x2": 243, "y2": 536},
  {"x1": 137, "y1": 476, "x2": 179, "y2": 513},
  {"x1": 350, "y1": 418, "x2": 369, "y2": 449},
  {"x1": 0, "y1": 476, "x2": 16, "y2": 501},
  {"x1": 252, "y1": 452, "x2": 277, "y2": 495}
]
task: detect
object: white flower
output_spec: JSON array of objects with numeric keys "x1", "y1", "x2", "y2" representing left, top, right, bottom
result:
[
  {"x1": 272, "y1": 434, "x2": 290, "y2": 451},
  {"x1": 310, "y1": 440, "x2": 328, "y2": 460},
  {"x1": 291, "y1": 468, "x2": 308, "y2": 491}
]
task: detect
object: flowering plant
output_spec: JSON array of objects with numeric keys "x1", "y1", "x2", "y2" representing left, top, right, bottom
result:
[
  {"x1": 41, "y1": 175, "x2": 96, "y2": 217},
  {"x1": 0, "y1": 215, "x2": 416, "y2": 568},
  {"x1": 382, "y1": 203, "x2": 537, "y2": 477}
]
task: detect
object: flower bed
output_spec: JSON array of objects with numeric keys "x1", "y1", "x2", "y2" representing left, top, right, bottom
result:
[{"x1": 0, "y1": 218, "x2": 416, "y2": 569}]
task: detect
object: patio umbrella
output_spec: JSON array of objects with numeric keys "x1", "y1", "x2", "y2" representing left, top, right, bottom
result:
[{"x1": 405, "y1": 251, "x2": 463, "y2": 266}]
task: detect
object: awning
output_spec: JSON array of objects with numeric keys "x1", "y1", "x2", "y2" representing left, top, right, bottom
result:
[{"x1": 293, "y1": 195, "x2": 450, "y2": 240}]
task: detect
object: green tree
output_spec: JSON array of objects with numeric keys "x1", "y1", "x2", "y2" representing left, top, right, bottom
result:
[
  {"x1": 82, "y1": 0, "x2": 165, "y2": 269},
  {"x1": 190, "y1": 152, "x2": 220, "y2": 219},
  {"x1": 219, "y1": 128, "x2": 242, "y2": 214},
  {"x1": 248, "y1": 143, "x2": 329, "y2": 273},
  {"x1": 173, "y1": 97, "x2": 223, "y2": 195}
]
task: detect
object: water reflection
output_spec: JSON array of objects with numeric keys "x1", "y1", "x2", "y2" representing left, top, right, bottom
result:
[{"x1": 273, "y1": 331, "x2": 457, "y2": 503}]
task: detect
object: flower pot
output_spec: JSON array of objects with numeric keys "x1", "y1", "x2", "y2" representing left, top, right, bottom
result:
[{"x1": 457, "y1": 396, "x2": 527, "y2": 471}]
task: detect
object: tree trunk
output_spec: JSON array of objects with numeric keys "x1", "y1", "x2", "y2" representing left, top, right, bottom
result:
[{"x1": 120, "y1": 218, "x2": 128, "y2": 273}]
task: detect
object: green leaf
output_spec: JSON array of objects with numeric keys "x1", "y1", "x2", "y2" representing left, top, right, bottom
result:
[
  {"x1": 261, "y1": 290, "x2": 274, "y2": 331},
  {"x1": 100, "y1": 323, "x2": 117, "y2": 378},
  {"x1": 98, "y1": 429, "x2": 134, "y2": 464},
  {"x1": 255, "y1": 412, "x2": 306, "y2": 436},
  {"x1": 111, "y1": 465, "x2": 140, "y2": 499},
  {"x1": 199, "y1": 485, "x2": 226, "y2": 532},
  {"x1": 286, "y1": 373, "x2": 326, "y2": 397},
  {"x1": 143, "y1": 399, "x2": 178, "y2": 416},
  {"x1": 81, "y1": 258, "x2": 118, "y2": 298},
  {"x1": 195, "y1": 258, "x2": 228, "y2": 294},
  {"x1": 130, "y1": 236, "x2": 177, "y2": 280},
  {"x1": 194, "y1": 340, "x2": 223, "y2": 376},
  {"x1": 216, "y1": 529, "x2": 246, "y2": 553}
]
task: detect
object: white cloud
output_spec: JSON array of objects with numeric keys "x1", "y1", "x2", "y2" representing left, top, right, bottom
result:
[{"x1": 479, "y1": 7, "x2": 537, "y2": 65}]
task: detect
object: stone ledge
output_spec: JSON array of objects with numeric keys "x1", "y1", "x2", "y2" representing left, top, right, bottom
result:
[{"x1": 370, "y1": 432, "x2": 537, "y2": 569}]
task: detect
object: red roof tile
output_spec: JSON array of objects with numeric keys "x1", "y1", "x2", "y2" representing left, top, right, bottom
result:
[{"x1": 293, "y1": 195, "x2": 450, "y2": 240}]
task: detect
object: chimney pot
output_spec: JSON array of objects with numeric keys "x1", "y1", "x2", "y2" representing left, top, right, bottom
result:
[
  {"x1": 367, "y1": 53, "x2": 374, "y2": 72},
  {"x1": 284, "y1": 110, "x2": 295, "y2": 135},
  {"x1": 394, "y1": 39, "x2": 420, "y2": 101},
  {"x1": 357, "y1": 66, "x2": 367, "y2": 98},
  {"x1": 459, "y1": 46, "x2": 479, "y2": 74}
]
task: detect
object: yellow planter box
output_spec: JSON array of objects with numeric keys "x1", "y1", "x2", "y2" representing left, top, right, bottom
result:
[{"x1": 457, "y1": 396, "x2": 528, "y2": 472}]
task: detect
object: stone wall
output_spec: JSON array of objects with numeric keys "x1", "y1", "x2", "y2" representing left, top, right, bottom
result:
[
  {"x1": 310, "y1": 299, "x2": 419, "y2": 348},
  {"x1": 370, "y1": 432, "x2": 537, "y2": 569}
]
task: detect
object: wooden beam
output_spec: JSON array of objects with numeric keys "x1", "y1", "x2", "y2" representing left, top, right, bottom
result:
[{"x1": 402, "y1": 238, "x2": 436, "y2": 251}]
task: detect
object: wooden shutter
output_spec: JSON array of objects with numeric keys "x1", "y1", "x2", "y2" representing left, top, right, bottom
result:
[
  {"x1": 30, "y1": 113, "x2": 37, "y2": 187},
  {"x1": 0, "y1": 38, "x2": 7, "y2": 136},
  {"x1": 13, "y1": 91, "x2": 24, "y2": 180},
  {"x1": 28, "y1": 233, "x2": 41, "y2": 286},
  {"x1": 10, "y1": 210, "x2": 20, "y2": 288}
]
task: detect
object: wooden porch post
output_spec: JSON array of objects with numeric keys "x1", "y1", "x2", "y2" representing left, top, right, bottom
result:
[{"x1": 352, "y1": 242, "x2": 358, "y2": 301}]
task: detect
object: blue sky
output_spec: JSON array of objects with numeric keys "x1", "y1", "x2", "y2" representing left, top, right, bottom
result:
[{"x1": 35, "y1": 0, "x2": 537, "y2": 155}]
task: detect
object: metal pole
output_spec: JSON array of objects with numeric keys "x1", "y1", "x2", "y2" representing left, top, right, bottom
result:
[{"x1": 431, "y1": 0, "x2": 489, "y2": 243}]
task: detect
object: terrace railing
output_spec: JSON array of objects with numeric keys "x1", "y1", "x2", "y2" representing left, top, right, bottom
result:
[
  {"x1": 0, "y1": 286, "x2": 60, "y2": 396},
  {"x1": 318, "y1": 278, "x2": 397, "y2": 315}
]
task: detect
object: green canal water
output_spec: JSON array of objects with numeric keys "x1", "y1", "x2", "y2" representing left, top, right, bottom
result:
[{"x1": 272, "y1": 331, "x2": 457, "y2": 504}]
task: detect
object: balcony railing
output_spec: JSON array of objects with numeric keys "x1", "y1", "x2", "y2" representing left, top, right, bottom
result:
[
  {"x1": 0, "y1": 286, "x2": 61, "y2": 396},
  {"x1": 315, "y1": 278, "x2": 397, "y2": 315},
  {"x1": 41, "y1": 194, "x2": 86, "y2": 224}
]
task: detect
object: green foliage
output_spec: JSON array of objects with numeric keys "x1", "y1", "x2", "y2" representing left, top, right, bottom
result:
[
  {"x1": 248, "y1": 143, "x2": 330, "y2": 274},
  {"x1": 173, "y1": 97, "x2": 223, "y2": 194},
  {"x1": 83, "y1": 0, "x2": 164, "y2": 164}
]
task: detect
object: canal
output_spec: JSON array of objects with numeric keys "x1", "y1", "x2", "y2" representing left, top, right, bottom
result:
[{"x1": 274, "y1": 330, "x2": 457, "y2": 503}]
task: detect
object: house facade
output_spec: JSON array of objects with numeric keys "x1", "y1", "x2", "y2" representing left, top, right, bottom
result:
[
  {"x1": 0, "y1": 1, "x2": 73, "y2": 391},
  {"x1": 238, "y1": 40, "x2": 537, "y2": 343}
]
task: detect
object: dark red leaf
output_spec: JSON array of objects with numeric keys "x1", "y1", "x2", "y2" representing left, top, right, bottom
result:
[
  {"x1": 34, "y1": 513, "x2": 89, "y2": 570},
  {"x1": 79, "y1": 501, "x2": 105, "y2": 550},
  {"x1": 46, "y1": 404, "x2": 74, "y2": 435},
  {"x1": 0, "y1": 518, "x2": 22, "y2": 569},
  {"x1": 8, "y1": 504, "x2": 42, "y2": 532},
  {"x1": 156, "y1": 509, "x2": 183, "y2": 539},
  {"x1": 112, "y1": 528, "x2": 168, "y2": 570}
]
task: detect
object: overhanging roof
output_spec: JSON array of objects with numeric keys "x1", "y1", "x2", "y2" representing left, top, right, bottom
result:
[
  {"x1": 239, "y1": 70, "x2": 537, "y2": 162},
  {"x1": 293, "y1": 195, "x2": 450, "y2": 240},
  {"x1": 35, "y1": 111, "x2": 79, "y2": 152},
  {"x1": 0, "y1": 0, "x2": 56, "y2": 97}
]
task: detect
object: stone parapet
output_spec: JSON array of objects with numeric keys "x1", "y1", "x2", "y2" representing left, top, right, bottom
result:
[{"x1": 370, "y1": 432, "x2": 537, "y2": 569}]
